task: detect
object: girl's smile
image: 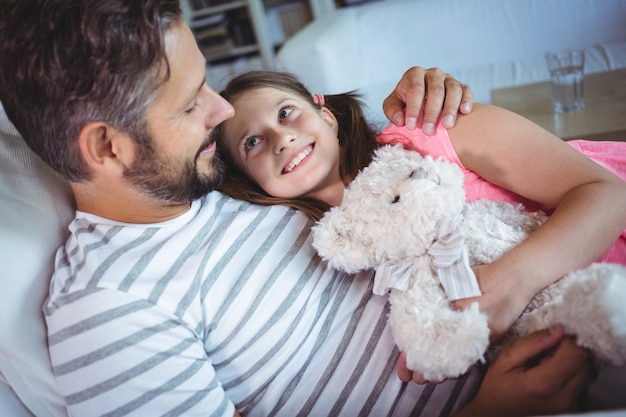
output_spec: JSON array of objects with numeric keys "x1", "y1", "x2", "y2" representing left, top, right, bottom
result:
[{"x1": 283, "y1": 143, "x2": 314, "y2": 174}]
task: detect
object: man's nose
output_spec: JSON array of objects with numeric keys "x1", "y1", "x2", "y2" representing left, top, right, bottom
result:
[{"x1": 205, "y1": 86, "x2": 235, "y2": 127}]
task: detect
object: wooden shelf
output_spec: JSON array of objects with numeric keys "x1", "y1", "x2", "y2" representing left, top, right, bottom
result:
[
  {"x1": 181, "y1": 0, "x2": 338, "y2": 87},
  {"x1": 182, "y1": 0, "x2": 334, "y2": 69},
  {"x1": 204, "y1": 44, "x2": 260, "y2": 62},
  {"x1": 190, "y1": 1, "x2": 247, "y2": 19}
]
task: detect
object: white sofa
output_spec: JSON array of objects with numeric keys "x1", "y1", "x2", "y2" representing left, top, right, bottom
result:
[
  {"x1": 276, "y1": 0, "x2": 626, "y2": 128},
  {"x1": 1, "y1": 0, "x2": 626, "y2": 415}
]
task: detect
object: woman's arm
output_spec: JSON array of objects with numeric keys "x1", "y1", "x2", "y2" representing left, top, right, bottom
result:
[{"x1": 450, "y1": 103, "x2": 626, "y2": 340}]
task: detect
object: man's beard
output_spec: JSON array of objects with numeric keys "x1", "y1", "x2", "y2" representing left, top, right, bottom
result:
[{"x1": 123, "y1": 140, "x2": 225, "y2": 205}]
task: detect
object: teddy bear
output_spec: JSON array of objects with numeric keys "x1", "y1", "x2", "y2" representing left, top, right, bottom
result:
[{"x1": 311, "y1": 144, "x2": 626, "y2": 381}]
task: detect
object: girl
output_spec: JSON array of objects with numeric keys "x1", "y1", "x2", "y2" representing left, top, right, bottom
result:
[{"x1": 215, "y1": 70, "x2": 626, "y2": 357}]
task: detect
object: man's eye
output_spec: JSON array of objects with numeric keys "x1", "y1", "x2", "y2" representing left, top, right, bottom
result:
[
  {"x1": 245, "y1": 137, "x2": 261, "y2": 151},
  {"x1": 278, "y1": 107, "x2": 293, "y2": 121},
  {"x1": 185, "y1": 102, "x2": 198, "y2": 113}
]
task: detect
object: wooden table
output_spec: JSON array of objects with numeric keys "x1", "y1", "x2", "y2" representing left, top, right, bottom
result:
[{"x1": 491, "y1": 69, "x2": 626, "y2": 141}]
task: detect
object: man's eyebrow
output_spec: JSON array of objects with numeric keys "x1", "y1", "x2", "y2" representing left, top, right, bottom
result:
[
  {"x1": 180, "y1": 75, "x2": 206, "y2": 111},
  {"x1": 191, "y1": 77, "x2": 204, "y2": 99},
  {"x1": 195, "y1": 72, "x2": 205, "y2": 94},
  {"x1": 187, "y1": 60, "x2": 207, "y2": 103}
]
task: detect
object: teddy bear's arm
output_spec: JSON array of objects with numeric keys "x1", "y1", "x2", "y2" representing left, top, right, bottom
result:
[{"x1": 387, "y1": 262, "x2": 491, "y2": 381}]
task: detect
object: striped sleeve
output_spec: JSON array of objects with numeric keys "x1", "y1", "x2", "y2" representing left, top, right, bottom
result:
[{"x1": 45, "y1": 286, "x2": 234, "y2": 417}]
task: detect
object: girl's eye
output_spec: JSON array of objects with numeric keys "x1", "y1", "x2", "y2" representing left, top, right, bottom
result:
[
  {"x1": 244, "y1": 136, "x2": 261, "y2": 151},
  {"x1": 278, "y1": 106, "x2": 293, "y2": 121}
]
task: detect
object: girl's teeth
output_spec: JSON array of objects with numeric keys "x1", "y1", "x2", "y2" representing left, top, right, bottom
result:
[{"x1": 285, "y1": 146, "x2": 312, "y2": 172}]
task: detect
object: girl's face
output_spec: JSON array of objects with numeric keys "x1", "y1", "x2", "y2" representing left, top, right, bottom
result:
[{"x1": 221, "y1": 87, "x2": 344, "y2": 206}]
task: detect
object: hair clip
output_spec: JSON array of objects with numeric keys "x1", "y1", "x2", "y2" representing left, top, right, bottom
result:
[{"x1": 312, "y1": 93, "x2": 325, "y2": 107}]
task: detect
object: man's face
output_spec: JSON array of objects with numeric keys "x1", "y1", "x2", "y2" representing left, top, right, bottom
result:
[{"x1": 124, "y1": 21, "x2": 234, "y2": 205}]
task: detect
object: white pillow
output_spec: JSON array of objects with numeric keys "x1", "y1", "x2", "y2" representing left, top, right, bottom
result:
[
  {"x1": 0, "y1": 380, "x2": 36, "y2": 417},
  {"x1": 0, "y1": 104, "x2": 73, "y2": 417},
  {"x1": 0, "y1": 103, "x2": 19, "y2": 137}
]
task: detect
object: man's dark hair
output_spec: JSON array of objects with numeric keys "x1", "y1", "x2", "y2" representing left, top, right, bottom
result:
[{"x1": 0, "y1": 0, "x2": 182, "y2": 181}]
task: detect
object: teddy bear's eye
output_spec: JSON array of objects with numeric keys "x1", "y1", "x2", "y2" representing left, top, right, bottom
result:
[
  {"x1": 392, "y1": 195, "x2": 400, "y2": 204},
  {"x1": 409, "y1": 168, "x2": 428, "y2": 180}
]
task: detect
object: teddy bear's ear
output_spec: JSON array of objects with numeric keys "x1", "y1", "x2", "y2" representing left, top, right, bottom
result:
[{"x1": 311, "y1": 207, "x2": 374, "y2": 274}]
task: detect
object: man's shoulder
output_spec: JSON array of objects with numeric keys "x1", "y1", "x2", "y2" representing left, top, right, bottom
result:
[
  {"x1": 65, "y1": 191, "x2": 314, "y2": 258},
  {"x1": 52, "y1": 191, "x2": 319, "y2": 297},
  {"x1": 200, "y1": 191, "x2": 309, "y2": 225}
]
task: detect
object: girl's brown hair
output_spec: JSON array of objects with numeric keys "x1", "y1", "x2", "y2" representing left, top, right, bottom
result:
[{"x1": 215, "y1": 70, "x2": 381, "y2": 220}]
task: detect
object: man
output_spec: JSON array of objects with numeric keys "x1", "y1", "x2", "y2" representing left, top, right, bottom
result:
[{"x1": 0, "y1": 1, "x2": 589, "y2": 416}]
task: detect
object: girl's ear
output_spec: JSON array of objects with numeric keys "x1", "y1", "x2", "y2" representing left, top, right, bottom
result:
[
  {"x1": 320, "y1": 106, "x2": 339, "y2": 135},
  {"x1": 78, "y1": 122, "x2": 136, "y2": 178}
]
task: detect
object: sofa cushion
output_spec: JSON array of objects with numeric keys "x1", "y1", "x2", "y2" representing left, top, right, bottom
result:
[
  {"x1": 0, "y1": 105, "x2": 72, "y2": 417},
  {"x1": 277, "y1": 0, "x2": 626, "y2": 126}
]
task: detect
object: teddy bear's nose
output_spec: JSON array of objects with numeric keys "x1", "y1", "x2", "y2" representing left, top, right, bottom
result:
[{"x1": 392, "y1": 195, "x2": 400, "y2": 204}]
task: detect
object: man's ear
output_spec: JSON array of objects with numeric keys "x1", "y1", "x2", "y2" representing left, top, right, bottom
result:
[
  {"x1": 78, "y1": 122, "x2": 135, "y2": 177},
  {"x1": 320, "y1": 107, "x2": 339, "y2": 135}
]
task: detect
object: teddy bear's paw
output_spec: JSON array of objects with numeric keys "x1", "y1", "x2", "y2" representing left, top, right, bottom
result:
[
  {"x1": 556, "y1": 263, "x2": 626, "y2": 366},
  {"x1": 392, "y1": 302, "x2": 490, "y2": 381}
]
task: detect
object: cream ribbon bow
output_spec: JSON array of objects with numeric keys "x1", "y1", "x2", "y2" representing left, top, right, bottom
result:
[
  {"x1": 373, "y1": 216, "x2": 481, "y2": 300},
  {"x1": 428, "y1": 216, "x2": 481, "y2": 300}
]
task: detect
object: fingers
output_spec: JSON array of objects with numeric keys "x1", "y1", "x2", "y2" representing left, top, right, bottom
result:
[
  {"x1": 382, "y1": 66, "x2": 474, "y2": 136},
  {"x1": 459, "y1": 85, "x2": 473, "y2": 114},
  {"x1": 382, "y1": 66, "x2": 428, "y2": 130},
  {"x1": 400, "y1": 68, "x2": 430, "y2": 131},
  {"x1": 422, "y1": 72, "x2": 473, "y2": 133},
  {"x1": 419, "y1": 67, "x2": 449, "y2": 134},
  {"x1": 458, "y1": 326, "x2": 592, "y2": 417},
  {"x1": 396, "y1": 352, "x2": 429, "y2": 383},
  {"x1": 555, "y1": 344, "x2": 592, "y2": 411},
  {"x1": 396, "y1": 352, "x2": 444, "y2": 385},
  {"x1": 438, "y1": 77, "x2": 473, "y2": 127},
  {"x1": 529, "y1": 335, "x2": 592, "y2": 393},
  {"x1": 494, "y1": 325, "x2": 566, "y2": 371},
  {"x1": 519, "y1": 333, "x2": 592, "y2": 414},
  {"x1": 396, "y1": 352, "x2": 413, "y2": 383}
]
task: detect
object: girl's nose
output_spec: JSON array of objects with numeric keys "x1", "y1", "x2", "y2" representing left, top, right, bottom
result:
[{"x1": 272, "y1": 129, "x2": 296, "y2": 154}]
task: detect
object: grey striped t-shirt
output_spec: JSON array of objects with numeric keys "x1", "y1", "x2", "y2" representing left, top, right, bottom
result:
[{"x1": 44, "y1": 191, "x2": 484, "y2": 417}]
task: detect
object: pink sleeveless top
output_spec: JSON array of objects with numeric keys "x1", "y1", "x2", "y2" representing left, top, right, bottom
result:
[{"x1": 377, "y1": 123, "x2": 626, "y2": 265}]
